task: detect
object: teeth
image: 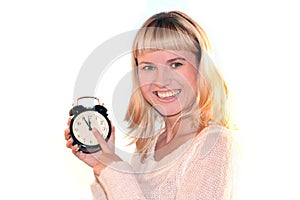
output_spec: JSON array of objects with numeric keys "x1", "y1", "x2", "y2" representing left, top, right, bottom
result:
[{"x1": 156, "y1": 90, "x2": 180, "y2": 98}]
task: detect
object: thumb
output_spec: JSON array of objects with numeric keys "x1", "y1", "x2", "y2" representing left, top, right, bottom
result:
[{"x1": 92, "y1": 128, "x2": 111, "y2": 153}]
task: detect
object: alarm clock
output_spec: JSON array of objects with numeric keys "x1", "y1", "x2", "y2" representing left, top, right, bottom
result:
[{"x1": 69, "y1": 96, "x2": 111, "y2": 154}]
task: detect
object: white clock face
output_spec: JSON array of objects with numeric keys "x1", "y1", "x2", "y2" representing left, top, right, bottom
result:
[{"x1": 72, "y1": 111, "x2": 110, "y2": 146}]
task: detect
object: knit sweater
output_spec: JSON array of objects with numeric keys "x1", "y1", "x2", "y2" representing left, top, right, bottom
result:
[{"x1": 91, "y1": 125, "x2": 238, "y2": 200}]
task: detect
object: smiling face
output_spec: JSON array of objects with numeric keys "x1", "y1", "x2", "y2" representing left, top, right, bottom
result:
[{"x1": 137, "y1": 50, "x2": 199, "y2": 117}]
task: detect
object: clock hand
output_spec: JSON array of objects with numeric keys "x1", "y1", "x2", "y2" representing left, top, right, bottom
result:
[
  {"x1": 88, "y1": 119, "x2": 92, "y2": 131},
  {"x1": 82, "y1": 117, "x2": 89, "y2": 126},
  {"x1": 83, "y1": 117, "x2": 92, "y2": 131}
]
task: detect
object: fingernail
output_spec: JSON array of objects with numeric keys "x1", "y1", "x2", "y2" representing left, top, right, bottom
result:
[{"x1": 75, "y1": 146, "x2": 80, "y2": 152}]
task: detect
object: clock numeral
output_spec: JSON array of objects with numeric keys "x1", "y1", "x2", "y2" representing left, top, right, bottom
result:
[{"x1": 77, "y1": 121, "x2": 81, "y2": 126}]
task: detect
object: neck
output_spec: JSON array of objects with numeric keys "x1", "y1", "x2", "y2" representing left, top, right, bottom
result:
[{"x1": 163, "y1": 114, "x2": 198, "y2": 143}]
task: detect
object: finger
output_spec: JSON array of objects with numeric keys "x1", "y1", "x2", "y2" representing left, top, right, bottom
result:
[
  {"x1": 71, "y1": 144, "x2": 81, "y2": 155},
  {"x1": 67, "y1": 117, "x2": 71, "y2": 126},
  {"x1": 92, "y1": 128, "x2": 111, "y2": 153},
  {"x1": 107, "y1": 124, "x2": 115, "y2": 151},
  {"x1": 72, "y1": 145, "x2": 87, "y2": 161},
  {"x1": 66, "y1": 137, "x2": 73, "y2": 148},
  {"x1": 64, "y1": 128, "x2": 71, "y2": 140}
]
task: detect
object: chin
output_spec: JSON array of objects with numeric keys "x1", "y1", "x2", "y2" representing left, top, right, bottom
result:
[{"x1": 152, "y1": 105, "x2": 182, "y2": 117}]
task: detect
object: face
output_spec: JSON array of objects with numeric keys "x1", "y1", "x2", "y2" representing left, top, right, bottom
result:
[{"x1": 137, "y1": 50, "x2": 198, "y2": 117}]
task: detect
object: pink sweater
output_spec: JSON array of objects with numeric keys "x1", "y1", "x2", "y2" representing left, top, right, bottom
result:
[{"x1": 91, "y1": 125, "x2": 238, "y2": 199}]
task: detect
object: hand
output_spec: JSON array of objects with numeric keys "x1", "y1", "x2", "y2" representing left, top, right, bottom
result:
[
  {"x1": 91, "y1": 126, "x2": 123, "y2": 177},
  {"x1": 64, "y1": 118, "x2": 122, "y2": 176},
  {"x1": 65, "y1": 118, "x2": 104, "y2": 167}
]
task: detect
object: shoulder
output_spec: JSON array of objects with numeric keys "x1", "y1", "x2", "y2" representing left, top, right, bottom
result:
[{"x1": 194, "y1": 125, "x2": 238, "y2": 160}]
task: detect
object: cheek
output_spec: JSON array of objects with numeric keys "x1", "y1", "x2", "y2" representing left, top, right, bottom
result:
[
  {"x1": 138, "y1": 73, "x2": 155, "y2": 100},
  {"x1": 189, "y1": 75, "x2": 198, "y2": 94},
  {"x1": 138, "y1": 71, "x2": 155, "y2": 86},
  {"x1": 181, "y1": 69, "x2": 198, "y2": 94},
  {"x1": 139, "y1": 84, "x2": 152, "y2": 101}
]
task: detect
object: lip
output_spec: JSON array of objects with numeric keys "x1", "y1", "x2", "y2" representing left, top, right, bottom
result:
[{"x1": 152, "y1": 89, "x2": 181, "y2": 103}]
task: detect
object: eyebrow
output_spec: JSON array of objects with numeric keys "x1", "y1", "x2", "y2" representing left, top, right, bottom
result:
[
  {"x1": 137, "y1": 61, "x2": 154, "y2": 66},
  {"x1": 138, "y1": 57, "x2": 187, "y2": 66},
  {"x1": 167, "y1": 57, "x2": 187, "y2": 63}
]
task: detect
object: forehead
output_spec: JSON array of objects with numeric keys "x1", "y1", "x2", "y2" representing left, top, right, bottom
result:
[
  {"x1": 137, "y1": 50, "x2": 198, "y2": 66},
  {"x1": 133, "y1": 27, "x2": 200, "y2": 59}
]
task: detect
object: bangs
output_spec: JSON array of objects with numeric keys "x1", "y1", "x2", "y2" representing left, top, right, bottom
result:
[{"x1": 133, "y1": 26, "x2": 200, "y2": 58}]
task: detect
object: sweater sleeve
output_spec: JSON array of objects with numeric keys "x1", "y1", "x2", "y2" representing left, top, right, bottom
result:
[
  {"x1": 90, "y1": 180, "x2": 108, "y2": 200},
  {"x1": 93, "y1": 161, "x2": 146, "y2": 200},
  {"x1": 176, "y1": 130, "x2": 239, "y2": 200}
]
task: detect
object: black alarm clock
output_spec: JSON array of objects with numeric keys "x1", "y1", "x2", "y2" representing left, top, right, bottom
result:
[{"x1": 69, "y1": 96, "x2": 111, "y2": 154}]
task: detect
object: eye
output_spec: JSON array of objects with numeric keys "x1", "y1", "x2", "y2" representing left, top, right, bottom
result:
[
  {"x1": 171, "y1": 62, "x2": 183, "y2": 68},
  {"x1": 140, "y1": 65, "x2": 156, "y2": 71}
]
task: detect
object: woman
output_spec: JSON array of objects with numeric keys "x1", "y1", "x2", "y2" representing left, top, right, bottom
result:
[{"x1": 65, "y1": 11, "x2": 238, "y2": 199}]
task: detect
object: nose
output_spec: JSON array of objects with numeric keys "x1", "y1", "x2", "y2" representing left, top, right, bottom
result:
[{"x1": 154, "y1": 66, "x2": 172, "y2": 87}]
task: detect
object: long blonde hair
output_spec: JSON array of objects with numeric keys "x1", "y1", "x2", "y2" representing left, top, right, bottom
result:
[{"x1": 125, "y1": 11, "x2": 233, "y2": 155}]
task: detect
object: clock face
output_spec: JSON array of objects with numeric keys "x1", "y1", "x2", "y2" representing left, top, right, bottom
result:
[{"x1": 72, "y1": 110, "x2": 110, "y2": 146}]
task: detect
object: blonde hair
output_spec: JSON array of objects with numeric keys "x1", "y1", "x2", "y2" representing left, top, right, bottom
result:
[{"x1": 125, "y1": 11, "x2": 233, "y2": 155}]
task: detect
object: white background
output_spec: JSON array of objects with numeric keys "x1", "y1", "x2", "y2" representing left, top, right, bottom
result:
[{"x1": 1, "y1": 0, "x2": 299, "y2": 199}]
